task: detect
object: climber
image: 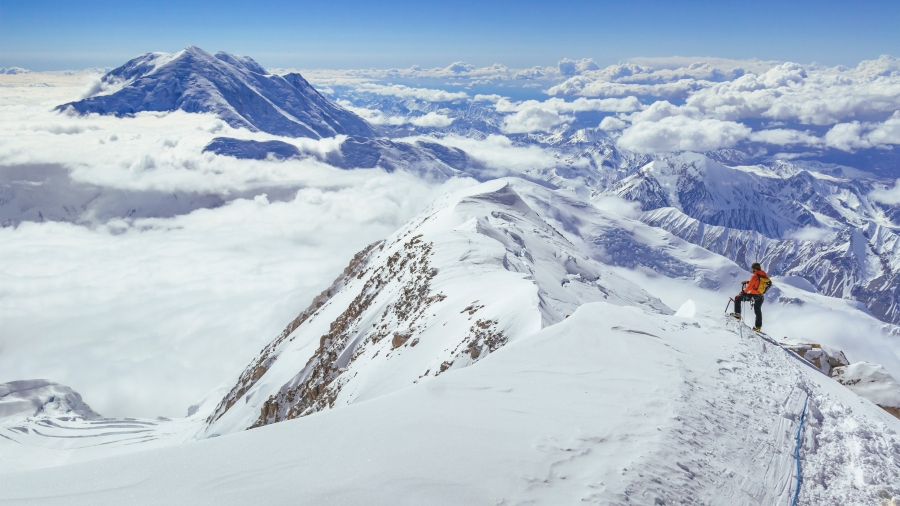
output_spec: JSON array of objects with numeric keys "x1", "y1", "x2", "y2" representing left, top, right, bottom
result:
[{"x1": 730, "y1": 262, "x2": 771, "y2": 332}]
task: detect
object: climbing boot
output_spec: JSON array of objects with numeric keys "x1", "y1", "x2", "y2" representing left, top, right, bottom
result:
[
  {"x1": 753, "y1": 327, "x2": 762, "y2": 332},
  {"x1": 729, "y1": 313, "x2": 742, "y2": 320}
]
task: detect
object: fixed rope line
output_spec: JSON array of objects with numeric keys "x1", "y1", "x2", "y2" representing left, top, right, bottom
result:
[
  {"x1": 726, "y1": 297, "x2": 812, "y2": 505},
  {"x1": 790, "y1": 395, "x2": 809, "y2": 506}
]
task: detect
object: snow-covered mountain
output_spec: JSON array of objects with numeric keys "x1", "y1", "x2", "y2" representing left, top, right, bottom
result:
[
  {"x1": 57, "y1": 46, "x2": 375, "y2": 139},
  {"x1": 642, "y1": 206, "x2": 900, "y2": 324},
  {"x1": 204, "y1": 180, "x2": 672, "y2": 434},
  {"x1": 4, "y1": 179, "x2": 900, "y2": 504},
  {"x1": 604, "y1": 154, "x2": 888, "y2": 237},
  {"x1": 0, "y1": 380, "x2": 99, "y2": 422}
]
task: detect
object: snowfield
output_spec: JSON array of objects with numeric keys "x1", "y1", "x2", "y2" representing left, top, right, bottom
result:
[
  {"x1": 2, "y1": 179, "x2": 900, "y2": 505},
  {"x1": 1, "y1": 303, "x2": 898, "y2": 505}
]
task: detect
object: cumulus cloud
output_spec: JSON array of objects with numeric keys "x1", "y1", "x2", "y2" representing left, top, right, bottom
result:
[
  {"x1": 409, "y1": 111, "x2": 455, "y2": 127},
  {"x1": 547, "y1": 77, "x2": 704, "y2": 100},
  {"x1": 591, "y1": 194, "x2": 642, "y2": 218},
  {"x1": 748, "y1": 128, "x2": 822, "y2": 146},
  {"x1": 558, "y1": 58, "x2": 600, "y2": 76},
  {"x1": 492, "y1": 96, "x2": 643, "y2": 133},
  {"x1": 402, "y1": 134, "x2": 557, "y2": 172},
  {"x1": 618, "y1": 116, "x2": 751, "y2": 153},
  {"x1": 336, "y1": 100, "x2": 454, "y2": 128},
  {"x1": 545, "y1": 55, "x2": 900, "y2": 141},
  {"x1": 355, "y1": 83, "x2": 468, "y2": 102},
  {"x1": 473, "y1": 93, "x2": 503, "y2": 103},
  {"x1": 871, "y1": 179, "x2": 900, "y2": 205},
  {"x1": 501, "y1": 107, "x2": 572, "y2": 133},
  {"x1": 626, "y1": 56, "x2": 778, "y2": 74},
  {"x1": 824, "y1": 114, "x2": 900, "y2": 151},
  {"x1": 786, "y1": 226, "x2": 835, "y2": 241},
  {"x1": 495, "y1": 96, "x2": 642, "y2": 114},
  {"x1": 599, "y1": 116, "x2": 627, "y2": 131}
]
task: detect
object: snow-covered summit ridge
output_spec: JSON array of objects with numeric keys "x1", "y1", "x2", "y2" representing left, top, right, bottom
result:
[
  {"x1": 56, "y1": 45, "x2": 375, "y2": 139},
  {"x1": 4, "y1": 302, "x2": 900, "y2": 504},
  {"x1": 204, "y1": 178, "x2": 674, "y2": 435}
]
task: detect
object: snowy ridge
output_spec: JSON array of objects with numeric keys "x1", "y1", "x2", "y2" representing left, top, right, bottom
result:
[
  {"x1": 56, "y1": 46, "x2": 375, "y2": 139},
  {"x1": 3, "y1": 179, "x2": 900, "y2": 503},
  {"x1": 3, "y1": 303, "x2": 899, "y2": 504},
  {"x1": 607, "y1": 154, "x2": 863, "y2": 238},
  {"x1": 205, "y1": 179, "x2": 671, "y2": 435}
]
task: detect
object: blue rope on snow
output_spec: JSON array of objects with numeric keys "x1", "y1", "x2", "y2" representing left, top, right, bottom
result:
[{"x1": 790, "y1": 395, "x2": 809, "y2": 506}]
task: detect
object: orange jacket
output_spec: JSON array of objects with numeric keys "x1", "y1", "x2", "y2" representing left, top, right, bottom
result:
[{"x1": 744, "y1": 269, "x2": 768, "y2": 295}]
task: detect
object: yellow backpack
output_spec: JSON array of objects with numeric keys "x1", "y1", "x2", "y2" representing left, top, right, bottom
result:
[{"x1": 757, "y1": 275, "x2": 772, "y2": 294}]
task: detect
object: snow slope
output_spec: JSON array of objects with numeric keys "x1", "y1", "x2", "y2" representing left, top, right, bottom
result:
[
  {"x1": 3, "y1": 179, "x2": 900, "y2": 503},
  {"x1": 205, "y1": 179, "x2": 671, "y2": 435},
  {"x1": 56, "y1": 46, "x2": 375, "y2": 139},
  {"x1": 1, "y1": 303, "x2": 898, "y2": 505}
]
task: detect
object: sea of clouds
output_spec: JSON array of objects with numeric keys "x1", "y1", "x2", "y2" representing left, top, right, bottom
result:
[
  {"x1": 3, "y1": 51, "x2": 900, "y2": 418},
  {"x1": 305, "y1": 54, "x2": 900, "y2": 156},
  {"x1": 0, "y1": 75, "x2": 475, "y2": 417}
]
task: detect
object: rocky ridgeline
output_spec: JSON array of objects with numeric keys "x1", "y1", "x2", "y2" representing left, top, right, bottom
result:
[
  {"x1": 253, "y1": 235, "x2": 446, "y2": 426},
  {"x1": 207, "y1": 241, "x2": 384, "y2": 425}
]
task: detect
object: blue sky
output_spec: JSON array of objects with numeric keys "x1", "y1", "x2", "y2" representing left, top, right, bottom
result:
[{"x1": 1, "y1": 0, "x2": 899, "y2": 70}]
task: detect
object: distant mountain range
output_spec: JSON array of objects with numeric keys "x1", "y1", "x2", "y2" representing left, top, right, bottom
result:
[{"x1": 40, "y1": 46, "x2": 900, "y2": 326}]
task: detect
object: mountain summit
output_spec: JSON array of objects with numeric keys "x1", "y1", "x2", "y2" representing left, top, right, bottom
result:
[{"x1": 57, "y1": 45, "x2": 375, "y2": 139}]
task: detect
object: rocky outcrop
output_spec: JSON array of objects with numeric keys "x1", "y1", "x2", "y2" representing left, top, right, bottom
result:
[
  {"x1": 832, "y1": 362, "x2": 900, "y2": 419},
  {"x1": 206, "y1": 241, "x2": 383, "y2": 425},
  {"x1": 251, "y1": 235, "x2": 445, "y2": 426},
  {"x1": 784, "y1": 343, "x2": 849, "y2": 377},
  {"x1": 785, "y1": 343, "x2": 900, "y2": 420}
]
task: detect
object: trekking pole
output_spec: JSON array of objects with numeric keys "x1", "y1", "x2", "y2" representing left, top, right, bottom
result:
[{"x1": 725, "y1": 298, "x2": 733, "y2": 313}]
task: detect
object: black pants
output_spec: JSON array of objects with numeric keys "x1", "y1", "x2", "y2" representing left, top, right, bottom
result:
[{"x1": 734, "y1": 293, "x2": 763, "y2": 329}]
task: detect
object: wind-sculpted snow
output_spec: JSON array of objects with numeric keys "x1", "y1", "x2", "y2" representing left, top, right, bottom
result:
[
  {"x1": 0, "y1": 380, "x2": 100, "y2": 422},
  {"x1": 56, "y1": 46, "x2": 375, "y2": 139},
  {"x1": 204, "y1": 179, "x2": 672, "y2": 434}
]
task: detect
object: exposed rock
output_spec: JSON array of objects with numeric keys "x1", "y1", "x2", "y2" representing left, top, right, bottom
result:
[
  {"x1": 832, "y1": 362, "x2": 900, "y2": 419},
  {"x1": 206, "y1": 241, "x2": 383, "y2": 424},
  {"x1": 392, "y1": 332, "x2": 411, "y2": 348},
  {"x1": 251, "y1": 235, "x2": 446, "y2": 427},
  {"x1": 784, "y1": 343, "x2": 849, "y2": 377}
]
